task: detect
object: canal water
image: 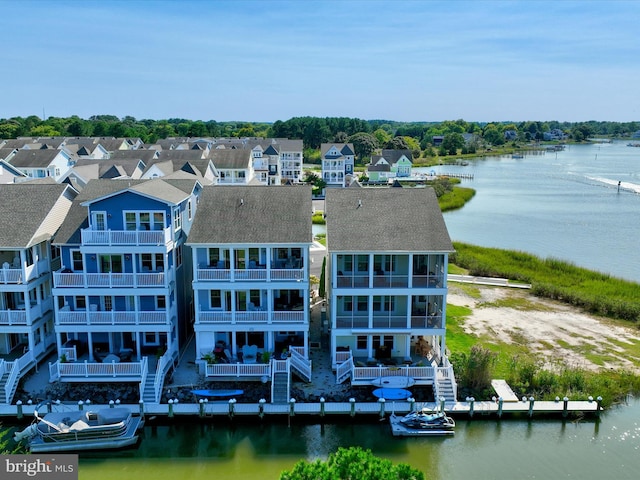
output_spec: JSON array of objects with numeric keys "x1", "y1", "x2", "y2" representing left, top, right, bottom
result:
[
  {"x1": 78, "y1": 398, "x2": 639, "y2": 479},
  {"x1": 48, "y1": 142, "x2": 640, "y2": 478}
]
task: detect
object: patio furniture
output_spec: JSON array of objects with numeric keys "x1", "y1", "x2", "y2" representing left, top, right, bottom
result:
[{"x1": 242, "y1": 344, "x2": 258, "y2": 364}]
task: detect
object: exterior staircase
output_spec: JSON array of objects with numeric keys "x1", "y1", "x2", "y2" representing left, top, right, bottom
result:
[
  {"x1": 0, "y1": 370, "x2": 10, "y2": 404},
  {"x1": 435, "y1": 374, "x2": 456, "y2": 403},
  {"x1": 141, "y1": 371, "x2": 158, "y2": 404},
  {"x1": 271, "y1": 371, "x2": 290, "y2": 404}
]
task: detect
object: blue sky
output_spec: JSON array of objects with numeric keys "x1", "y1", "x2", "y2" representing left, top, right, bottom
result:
[{"x1": 1, "y1": 0, "x2": 639, "y2": 123}]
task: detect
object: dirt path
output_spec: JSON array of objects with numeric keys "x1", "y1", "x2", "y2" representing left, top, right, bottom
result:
[{"x1": 447, "y1": 283, "x2": 640, "y2": 373}]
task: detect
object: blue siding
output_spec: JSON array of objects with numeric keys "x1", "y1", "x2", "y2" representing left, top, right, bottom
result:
[{"x1": 87, "y1": 192, "x2": 173, "y2": 230}]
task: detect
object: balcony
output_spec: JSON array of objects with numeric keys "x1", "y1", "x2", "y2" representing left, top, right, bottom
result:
[
  {"x1": 49, "y1": 357, "x2": 148, "y2": 383},
  {"x1": 196, "y1": 261, "x2": 304, "y2": 283},
  {"x1": 81, "y1": 227, "x2": 171, "y2": 247},
  {"x1": 54, "y1": 270, "x2": 167, "y2": 288},
  {"x1": 0, "y1": 258, "x2": 50, "y2": 284},
  {"x1": 198, "y1": 310, "x2": 304, "y2": 325},
  {"x1": 56, "y1": 308, "x2": 171, "y2": 326},
  {"x1": 0, "y1": 298, "x2": 53, "y2": 326}
]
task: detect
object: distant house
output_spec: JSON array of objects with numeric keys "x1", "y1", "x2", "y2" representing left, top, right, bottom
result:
[
  {"x1": 208, "y1": 149, "x2": 254, "y2": 185},
  {"x1": 7, "y1": 148, "x2": 74, "y2": 182},
  {"x1": 321, "y1": 143, "x2": 355, "y2": 188},
  {"x1": 366, "y1": 149, "x2": 413, "y2": 182},
  {"x1": 503, "y1": 130, "x2": 518, "y2": 141},
  {"x1": 543, "y1": 129, "x2": 568, "y2": 141}
]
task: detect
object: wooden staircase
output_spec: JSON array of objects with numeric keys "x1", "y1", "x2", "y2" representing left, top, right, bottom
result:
[
  {"x1": 0, "y1": 370, "x2": 10, "y2": 404},
  {"x1": 435, "y1": 374, "x2": 456, "y2": 403}
]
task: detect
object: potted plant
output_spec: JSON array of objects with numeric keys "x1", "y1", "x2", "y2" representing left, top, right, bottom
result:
[{"x1": 261, "y1": 351, "x2": 272, "y2": 364}]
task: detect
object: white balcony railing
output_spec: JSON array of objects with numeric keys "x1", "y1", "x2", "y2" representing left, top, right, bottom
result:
[
  {"x1": 0, "y1": 298, "x2": 53, "y2": 325},
  {"x1": 56, "y1": 310, "x2": 171, "y2": 326},
  {"x1": 49, "y1": 357, "x2": 147, "y2": 382},
  {"x1": 81, "y1": 227, "x2": 172, "y2": 246},
  {"x1": 195, "y1": 267, "x2": 303, "y2": 282},
  {"x1": 198, "y1": 310, "x2": 305, "y2": 324},
  {"x1": 54, "y1": 271, "x2": 167, "y2": 288}
]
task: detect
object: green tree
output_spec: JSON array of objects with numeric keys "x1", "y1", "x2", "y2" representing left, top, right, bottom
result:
[
  {"x1": 29, "y1": 124, "x2": 60, "y2": 137},
  {"x1": 442, "y1": 133, "x2": 465, "y2": 155},
  {"x1": 349, "y1": 132, "x2": 379, "y2": 164},
  {"x1": 318, "y1": 257, "x2": 326, "y2": 299},
  {"x1": 280, "y1": 446, "x2": 424, "y2": 480},
  {"x1": 483, "y1": 126, "x2": 504, "y2": 146}
]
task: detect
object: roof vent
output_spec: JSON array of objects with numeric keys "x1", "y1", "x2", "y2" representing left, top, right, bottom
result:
[
  {"x1": 357, "y1": 199, "x2": 362, "y2": 208},
  {"x1": 240, "y1": 198, "x2": 244, "y2": 206}
]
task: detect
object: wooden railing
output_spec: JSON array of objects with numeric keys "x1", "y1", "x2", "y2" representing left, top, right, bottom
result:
[
  {"x1": 195, "y1": 267, "x2": 304, "y2": 282},
  {"x1": 198, "y1": 310, "x2": 304, "y2": 324},
  {"x1": 56, "y1": 310, "x2": 170, "y2": 326}
]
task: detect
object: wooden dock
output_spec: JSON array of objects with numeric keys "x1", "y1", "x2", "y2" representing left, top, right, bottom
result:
[{"x1": 0, "y1": 396, "x2": 602, "y2": 423}]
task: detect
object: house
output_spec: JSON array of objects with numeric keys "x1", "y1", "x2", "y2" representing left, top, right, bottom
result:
[
  {"x1": 366, "y1": 150, "x2": 413, "y2": 182},
  {"x1": 7, "y1": 148, "x2": 75, "y2": 182},
  {"x1": 187, "y1": 185, "x2": 312, "y2": 386},
  {"x1": 0, "y1": 158, "x2": 27, "y2": 183},
  {"x1": 325, "y1": 188, "x2": 457, "y2": 400},
  {"x1": 503, "y1": 130, "x2": 518, "y2": 141},
  {"x1": 208, "y1": 149, "x2": 254, "y2": 185},
  {"x1": 0, "y1": 181, "x2": 77, "y2": 404},
  {"x1": 50, "y1": 178, "x2": 202, "y2": 402},
  {"x1": 321, "y1": 143, "x2": 355, "y2": 188}
]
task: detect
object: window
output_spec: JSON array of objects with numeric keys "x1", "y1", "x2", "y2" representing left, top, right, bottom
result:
[
  {"x1": 188, "y1": 200, "x2": 192, "y2": 220},
  {"x1": 71, "y1": 250, "x2": 83, "y2": 271},
  {"x1": 103, "y1": 296, "x2": 113, "y2": 311},
  {"x1": 343, "y1": 297, "x2": 353, "y2": 312},
  {"x1": 357, "y1": 296, "x2": 368, "y2": 312},
  {"x1": 175, "y1": 245, "x2": 182, "y2": 267},
  {"x1": 173, "y1": 207, "x2": 181, "y2": 230},
  {"x1": 373, "y1": 296, "x2": 395, "y2": 312},
  {"x1": 210, "y1": 290, "x2": 221, "y2": 308},
  {"x1": 156, "y1": 296, "x2": 166, "y2": 309},
  {"x1": 100, "y1": 255, "x2": 122, "y2": 273},
  {"x1": 92, "y1": 212, "x2": 107, "y2": 231},
  {"x1": 357, "y1": 336, "x2": 367, "y2": 350},
  {"x1": 125, "y1": 212, "x2": 137, "y2": 231},
  {"x1": 75, "y1": 296, "x2": 86, "y2": 310}
]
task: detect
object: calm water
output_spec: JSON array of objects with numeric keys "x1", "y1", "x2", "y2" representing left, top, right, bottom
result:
[
  {"x1": 433, "y1": 141, "x2": 640, "y2": 283},
  {"x1": 78, "y1": 398, "x2": 640, "y2": 480}
]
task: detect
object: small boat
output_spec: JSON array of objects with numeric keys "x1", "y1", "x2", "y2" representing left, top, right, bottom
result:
[
  {"x1": 371, "y1": 376, "x2": 415, "y2": 388},
  {"x1": 389, "y1": 409, "x2": 455, "y2": 437},
  {"x1": 190, "y1": 389, "x2": 244, "y2": 398},
  {"x1": 14, "y1": 406, "x2": 143, "y2": 452}
]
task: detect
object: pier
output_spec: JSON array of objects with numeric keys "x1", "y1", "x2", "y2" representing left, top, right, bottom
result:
[{"x1": 1, "y1": 396, "x2": 602, "y2": 423}]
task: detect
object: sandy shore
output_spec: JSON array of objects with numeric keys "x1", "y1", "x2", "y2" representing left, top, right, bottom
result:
[{"x1": 447, "y1": 283, "x2": 640, "y2": 373}]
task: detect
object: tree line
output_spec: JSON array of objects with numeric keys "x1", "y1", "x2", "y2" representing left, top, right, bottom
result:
[{"x1": 2, "y1": 114, "x2": 638, "y2": 158}]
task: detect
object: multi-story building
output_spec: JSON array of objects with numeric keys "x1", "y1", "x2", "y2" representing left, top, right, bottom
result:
[
  {"x1": 325, "y1": 188, "x2": 457, "y2": 400},
  {"x1": 50, "y1": 178, "x2": 201, "y2": 402},
  {"x1": 188, "y1": 186, "x2": 312, "y2": 378},
  {"x1": 321, "y1": 143, "x2": 355, "y2": 188},
  {"x1": 0, "y1": 181, "x2": 77, "y2": 403}
]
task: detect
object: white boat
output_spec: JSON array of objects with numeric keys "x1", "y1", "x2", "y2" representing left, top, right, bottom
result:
[
  {"x1": 14, "y1": 406, "x2": 144, "y2": 452},
  {"x1": 389, "y1": 409, "x2": 455, "y2": 437},
  {"x1": 371, "y1": 376, "x2": 415, "y2": 388}
]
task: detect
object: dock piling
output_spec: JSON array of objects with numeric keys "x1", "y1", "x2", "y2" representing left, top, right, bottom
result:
[
  {"x1": 528, "y1": 397, "x2": 535, "y2": 417},
  {"x1": 16, "y1": 400, "x2": 22, "y2": 420},
  {"x1": 563, "y1": 396, "x2": 569, "y2": 417}
]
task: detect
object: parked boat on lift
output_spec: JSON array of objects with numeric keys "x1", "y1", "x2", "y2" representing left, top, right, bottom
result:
[{"x1": 390, "y1": 409, "x2": 455, "y2": 437}]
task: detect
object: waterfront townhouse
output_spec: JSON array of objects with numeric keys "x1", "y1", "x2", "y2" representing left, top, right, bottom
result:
[
  {"x1": 0, "y1": 181, "x2": 77, "y2": 404},
  {"x1": 50, "y1": 178, "x2": 202, "y2": 402},
  {"x1": 188, "y1": 186, "x2": 312, "y2": 386},
  {"x1": 321, "y1": 143, "x2": 355, "y2": 188},
  {"x1": 325, "y1": 188, "x2": 457, "y2": 401}
]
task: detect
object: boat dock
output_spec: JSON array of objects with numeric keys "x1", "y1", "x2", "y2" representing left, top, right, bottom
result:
[{"x1": 1, "y1": 396, "x2": 602, "y2": 423}]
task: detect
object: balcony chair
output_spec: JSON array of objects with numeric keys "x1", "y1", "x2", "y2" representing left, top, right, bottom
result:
[{"x1": 242, "y1": 344, "x2": 258, "y2": 364}]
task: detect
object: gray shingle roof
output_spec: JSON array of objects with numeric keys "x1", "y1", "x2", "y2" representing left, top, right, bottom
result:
[
  {"x1": 0, "y1": 183, "x2": 72, "y2": 247},
  {"x1": 8, "y1": 149, "x2": 64, "y2": 168},
  {"x1": 187, "y1": 186, "x2": 312, "y2": 245},
  {"x1": 207, "y1": 149, "x2": 251, "y2": 169},
  {"x1": 325, "y1": 188, "x2": 453, "y2": 252}
]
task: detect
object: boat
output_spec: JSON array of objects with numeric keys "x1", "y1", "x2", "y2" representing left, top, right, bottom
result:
[
  {"x1": 13, "y1": 406, "x2": 143, "y2": 452},
  {"x1": 371, "y1": 376, "x2": 415, "y2": 388},
  {"x1": 389, "y1": 409, "x2": 455, "y2": 437},
  {"x1": 190, "y1": 389, "x2": 244, "y2": 398}
]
